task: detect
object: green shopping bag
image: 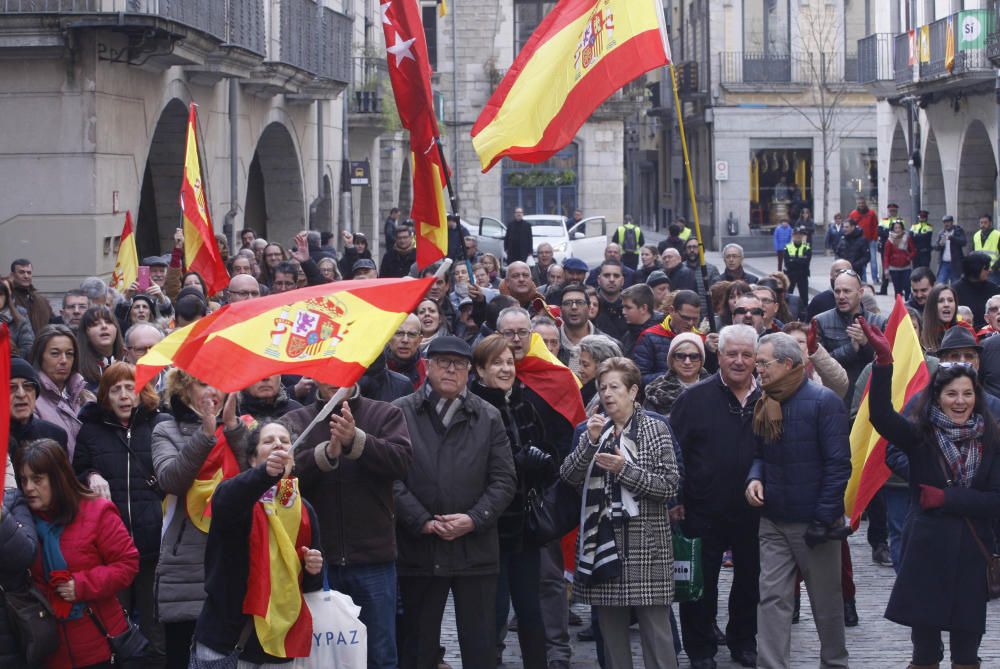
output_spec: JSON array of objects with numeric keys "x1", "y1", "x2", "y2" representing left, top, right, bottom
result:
[{"x1": 672, "y1": 530, "x2": 704, "y2": 603}]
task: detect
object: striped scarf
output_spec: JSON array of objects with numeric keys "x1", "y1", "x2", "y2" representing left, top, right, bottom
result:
[
  {"x1": 423, "y1": 384, "x2": 467, "y2": 433},
  {"x1": 576, "y1": 414, "x2": 639, "y2": 585},
  {"x1": 930, "y1": 406, "x2": 984, "y2": 488}
]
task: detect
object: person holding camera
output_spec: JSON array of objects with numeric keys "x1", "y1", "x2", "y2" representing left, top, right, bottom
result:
[
  {"x1": 745, "y1": 332, "x2": 851, "y2": 669},
  {"x1": 73, "y1": 361, "x2": 170, "y2": 667},
  {"x1": 470, "y1": 334, "x2": 560, "y2": 668}
]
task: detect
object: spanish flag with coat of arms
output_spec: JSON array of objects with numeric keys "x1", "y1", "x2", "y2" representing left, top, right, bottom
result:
[{"x1": 472, "y1": 0, "x2": 671, "y2": 171}]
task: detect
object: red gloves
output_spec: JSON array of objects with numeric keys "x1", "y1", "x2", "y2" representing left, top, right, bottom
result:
[
  {"x1": 807, "y1": 320, "x2": 820, "y2": 356},
  {"x1": 47, "y1": 570, "x2": 74, "y2": 619},
  {"x1": 919, "y1": 484, "x2": 945, "y2": 510},
  {"x1": 857, "y1": 316, "x2": 893, "y2": 366}
]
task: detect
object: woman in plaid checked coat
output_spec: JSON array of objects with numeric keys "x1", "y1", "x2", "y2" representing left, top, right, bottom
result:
[{"x1": 560, "y1": 356, "x2": 680, "y2": 669}]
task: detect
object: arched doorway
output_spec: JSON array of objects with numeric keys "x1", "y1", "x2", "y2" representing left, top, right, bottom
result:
[
  {"x1": 921, "y1": 130, "x2": 945, "y2": 225},
  {"x1": 957, "y1": 120, "x2": 997, "y2": 226},
  {"x1": 136, "y1": 99, "x2": 188, "y2": 258},
  {"x1": 243, "y1": 122, "x2": 305, "y2": 247},
  {"x1": 887, "y1": 123, "x2": 910, "y2": 221}
]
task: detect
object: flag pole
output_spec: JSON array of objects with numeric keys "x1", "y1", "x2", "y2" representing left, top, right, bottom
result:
[
  {"x1": 433, "y1": 137, "x2": 460, "y2": 213},
  {"x1": 668, "y1": 63, "x2": 716, "y2": 334},
  {"x1": 289, "y1": 385, "x2": 353, "y2": 452}
]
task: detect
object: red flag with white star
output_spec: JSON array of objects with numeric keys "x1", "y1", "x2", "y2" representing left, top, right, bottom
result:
[{"x1": 381, "y1": 0, "x2": 447, "y2": 267}]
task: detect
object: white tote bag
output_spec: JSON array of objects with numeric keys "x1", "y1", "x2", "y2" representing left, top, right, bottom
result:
[{"x1": 292, "y1": 575, "x2": 367, "y2": 669}]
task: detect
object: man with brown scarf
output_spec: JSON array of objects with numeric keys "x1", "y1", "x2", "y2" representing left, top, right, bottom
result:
[{"x1": 745, "y1": 332, "x2": 852, "y2": 669}]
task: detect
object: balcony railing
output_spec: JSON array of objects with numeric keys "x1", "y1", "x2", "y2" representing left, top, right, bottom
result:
[
  {"x1": 890, "y1": 10, "x2": 995, "y2": 87},
  {"x1": 720, "y1": 51, "x2": 860, "y2": 85},
  {"x1": 320, "y1": 6, "x2": 351, "y2": 83},
  {"x1": 272, "y1": 0, "x2": 349, "y2": 82},
  {"x1": 857, "y1": 33, "x2": 894, "y2": 83},
  {"x1": 349, "y1": 56, "x2": 386, "y2": 114},
  {"x1": 1, "y1": 0, "x2": 97, "y2": 9}
]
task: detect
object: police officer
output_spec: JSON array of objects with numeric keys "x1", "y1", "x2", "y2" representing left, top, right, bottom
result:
[
  {"x1": 783, "y1": 227, "x2": 812, "y2": 300},
  {"x1": 909, "y1": 210, "x2": 934, "y2": 269},
  {"x1": 972, "y1": 214, "x2": 1000, "y2": 266},
  {"x1": 613, "y1": 215, "x2": 645, "y2": 270}
]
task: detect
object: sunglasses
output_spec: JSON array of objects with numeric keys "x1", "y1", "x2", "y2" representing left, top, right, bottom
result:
[
  {"x1": 733, "y1": 308, "x2": 765, "y2": 317},
  {"x1": 836, "y1": 268, "x2": 861, "y2": 279},
  {"x1": 672, "y1": 352, "x2": 702, "y2": 362}
]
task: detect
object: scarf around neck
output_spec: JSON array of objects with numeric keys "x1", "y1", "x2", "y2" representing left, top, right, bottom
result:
[
  {"x1": 752, "y1": 365, "x2": 805, "y2": 442},
  {"x1": 34, "y1": 517, "x2": 85, "y2": 620},
  {"x1": 929, "y1": 406, "x2": 984, "y2": 488}
]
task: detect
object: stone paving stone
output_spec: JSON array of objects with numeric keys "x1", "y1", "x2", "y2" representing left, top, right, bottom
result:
[{"x1": 438, "y1": 524, "x2": 1000, "y2": 667}]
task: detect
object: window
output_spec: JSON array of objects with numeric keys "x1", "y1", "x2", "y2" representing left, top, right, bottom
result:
[
  {"x1": 514, "y1": 0, "x2": 556, "y2": 54},
  {"x1": 844, "y1": 0, "x2": 873, "y2": 82},
  {"x1": 839, "y1": 138, "x2": 877, "y2": 219},
  {"x1": 743, "y1": 0, "x2": 790, "y2": 55},
  {"x1": 421, "y1": 4, "x2": 438, "y2": 70},
  {"x1": 501, "y1": 143, "x2": 578, "y2": 220}
]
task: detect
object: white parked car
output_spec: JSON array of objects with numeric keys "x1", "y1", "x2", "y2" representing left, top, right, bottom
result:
[{"x1": 471, "y1": 214, "x2": 609, "y2": 268}]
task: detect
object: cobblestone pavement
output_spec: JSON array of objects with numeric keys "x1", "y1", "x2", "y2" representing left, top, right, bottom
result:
[{"x1": 437, "y1": 524, "x2": 1000, "y2": 668}]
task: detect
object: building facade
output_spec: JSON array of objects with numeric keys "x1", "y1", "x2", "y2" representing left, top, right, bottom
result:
[
  {"x1": 858, "y1": 0, "x2": 998, "y2": 236},
  {"x1": 0, "y1": 0, "x2": 362, "y2": 292},
  {"x1": 657, "y1": 0, "x2": 878, "y2": 252}
]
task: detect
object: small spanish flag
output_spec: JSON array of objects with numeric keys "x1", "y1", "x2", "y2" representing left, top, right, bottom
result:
[
  {"x1": 110, "y1": 210, "x2": 139, "y2": 293},
  {"x1": 180, "y1": 104, "x2": 228, "y2": 295},
  {"x1": 844, "y1": 296, "x2": 929, "y2": 528},
  {"x1": 516, "y1": 333, "x2": 586, "y2": 427}
]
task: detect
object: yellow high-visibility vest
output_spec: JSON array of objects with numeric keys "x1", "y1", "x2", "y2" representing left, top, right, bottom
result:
[
  {"x1": 785, "y1": 242, "x2": 810, "y2": 257},
  {"x1": 973, "y1": 228, "x2": 1000, "y2": 263},
  {"x1": 678, "y1": 227, "x2": 691, "y2": 241}
]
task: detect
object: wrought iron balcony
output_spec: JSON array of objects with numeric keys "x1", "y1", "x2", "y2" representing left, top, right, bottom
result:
[
  {"x1": 719, "y1": 51, "x2": 859, "y2": 86},
  {"x1": 349, "y1": 56, "x2": 386, "y2": 114},
  {"x1": 857, "y1": 33, "x2": 894, "y2": 84},
  {"x1": 891, "y1": 10, "x2": 995, "y2": 90}
]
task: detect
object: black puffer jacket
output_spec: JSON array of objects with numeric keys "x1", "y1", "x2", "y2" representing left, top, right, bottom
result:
[
  {"x1": 73, "y1": 402, "x2": 169, "y2": 558},
  {"x1": 0, "y1": 489, "x2": 38, "y2": 667},
  {"x1": 469, "y1": 382, "x2": 559, "y2": 553}
]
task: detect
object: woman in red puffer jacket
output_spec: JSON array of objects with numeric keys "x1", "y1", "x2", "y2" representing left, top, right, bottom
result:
[
  {"x1": 883, "y1": 220, "x2": 917, "y2": 299},
  {"x1": 14, "y1": 438, "x2": 139, "y2": 669}
]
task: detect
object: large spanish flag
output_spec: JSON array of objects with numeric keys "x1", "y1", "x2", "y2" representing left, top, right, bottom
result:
[
  {"x1": 844, "y1": 296, "x2": 929, "y2": 528},
  {"x1": 516, "y1": 332, "x2": 586, "y2": 427},
  {"x1": 471, "y1": 0, "x2": 671, "y2": 171},
  {"x1": 180, "y1": 104, "x2": 228, "y2": 296},
  {"x1": 134, "y1": 277, "x2": 434, "y2": 392},
  {"x1": 110, "y1": 210, "x2": 139, "y2": 293}
]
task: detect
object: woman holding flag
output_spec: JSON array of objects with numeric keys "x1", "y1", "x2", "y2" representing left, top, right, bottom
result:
[
  {"x1": 861, "y1": 317, "x2": 1000, "y2": 669},
  {"x1": 189, "y1": 421, "x2": 323, "y2": 667},
  {"x1": 152, "y1": 370, "x2": 249, "y2": 668}
]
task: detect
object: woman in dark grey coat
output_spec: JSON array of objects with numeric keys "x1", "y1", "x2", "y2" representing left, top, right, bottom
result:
[
  {"x1": 863, "y1": 318, "x2": 1000, "y2": 669},
  {"x1": 0, "y1": 488, "x2": 39, "y2": 666}
]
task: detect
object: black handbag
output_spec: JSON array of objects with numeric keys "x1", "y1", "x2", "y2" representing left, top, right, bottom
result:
[
  {"x1": 87, "y1": 606, "x2": 149, "y2": 668},
  {"x1": 526, "y1": 479, "x2": 582, "y2": 545},
  {"x1": 0, "y1": 580, "x2": 58, "y2": 665}
]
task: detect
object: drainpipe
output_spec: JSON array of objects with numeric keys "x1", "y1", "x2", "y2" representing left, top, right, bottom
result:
[
  {"x1": 223, "y1": 78, "x2": 239, "y2": 252},
  {"x1": 308, "y1": 100, "x2": 326, "y2": 231},
  {"x1": 340, "y1": 0, "x2": 355, "y2": 253},
  {"x1": 906, "y1": 97, "x2": 921, "y2": 222},
  {"x1": 450, "y1": 2, "x2": 460, "y2": 203}
]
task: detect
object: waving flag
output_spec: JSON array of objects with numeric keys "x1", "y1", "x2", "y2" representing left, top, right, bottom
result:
[
  {"x1": 184, "y1": 415, "x2": 255, "y2": 533},
  {"x1": 472, "y1": 0, "x2": 671, "y2": 171},
  {"x1": 382, "y1": 0, "x2": 447, "y2": 266},
  {"x1": 181, "y1": 104, "x2": 228, "y2": 295},
  {"x1": 110, "y1": 211, "x2": 139, "y2": 293},
  {"x1": 516, "y1": 333, "x2": 586, "y2": 427},
  {"x1": 844, "y1": 296, "x2": 929, "y2": 528},
  {"x1": 245, "y1": 477, "x2": 313, "y2": 658},
  {"x1": 135, "y1": 277, "x2": 434, "y2": 392}
]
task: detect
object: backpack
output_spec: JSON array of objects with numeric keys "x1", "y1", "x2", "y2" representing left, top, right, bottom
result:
[{"x1": 620, "y1": 224, "x2": 638, "y2": 253}]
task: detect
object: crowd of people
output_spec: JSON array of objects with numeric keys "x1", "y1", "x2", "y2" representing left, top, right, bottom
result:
[{"x1": 3, "y1": 209, "x2": 1000, "y2": 669}]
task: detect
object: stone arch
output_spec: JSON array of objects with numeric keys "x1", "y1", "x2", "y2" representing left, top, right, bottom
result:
[
  {"x1": 135, "y1": 98, "x2": 189, "y2": 258},
  {"x1": 887, "y1": 122, "x2": 910, "y2": 221},
  {"x1": 956, "y1": 120, "x2": 997, "y2": 227},
  {"x1": 243, "y1": 121, "x2": 306, "y2": 248},
  {"x1": 921, "y1": 129, "x2": 945, "y2": 225}
]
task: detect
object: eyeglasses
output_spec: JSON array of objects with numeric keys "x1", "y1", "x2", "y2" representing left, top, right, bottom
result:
[
  {"x1": 127, "y1": 345, "x2": 151, "y2": 357},
  {"x1": 10, "y1": 381, "x2": 37, "y2": 395},
  {"x1": 500, "y1": 329, "x2": 531, "y2": 340},
  {"x1": 672, "y1": 352, "x2": 702, "y2": 362},
  {"x1": 733, "y1": 308, "x2": 765, "y2": 317},
  {"x1": 394, "y1": 330, "x2": 421, "y2": 339},
  {"x1": 561, "y1": 299, "x2": 587, "y2": 308},
  {"x1": 754, "y1": 358, "x2": 780, "y2": 370},
  {"x1": 758, "y1": 297, "x2": 776, "y2": 305},
  {"x1": 431, "y1": 357, "x2": 469, "y2": 371}
]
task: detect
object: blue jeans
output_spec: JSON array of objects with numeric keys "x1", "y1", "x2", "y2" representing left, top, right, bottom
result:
[
  {"x1": 938, "y1": 261, "x2": 953, "y2": 284},
  {"x1": 868, "y1": 240, "x2": 881, "y2": 283},
  {"x1": 883, "y1": 486, "x2": 911, "y2": 573},
  {"x1": 327, "y1": 562, "x2": 398, "y2": 669},
  {"x1": 496, "y1": 548, "x2": 547, "y2": 669}
]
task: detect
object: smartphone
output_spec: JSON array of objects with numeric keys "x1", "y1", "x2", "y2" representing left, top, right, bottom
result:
[{"x1": 137, "y1": 266, "x2": 151, "y2": 292}]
